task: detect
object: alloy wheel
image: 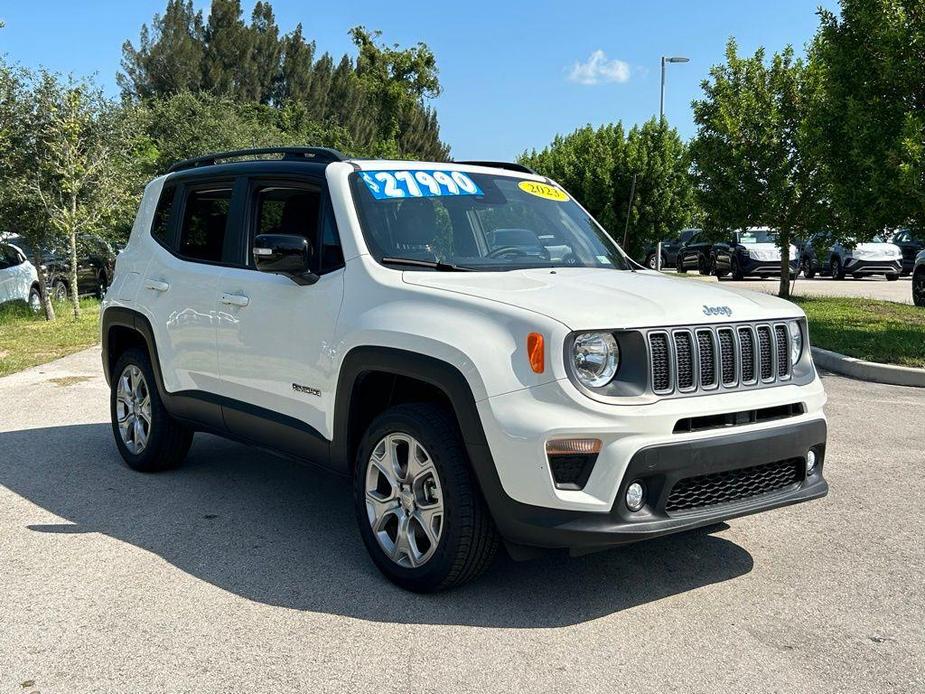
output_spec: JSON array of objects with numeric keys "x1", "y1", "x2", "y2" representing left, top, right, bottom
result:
[
  {"x1": 364, "y1": 433, "x2": 444, "y2": 568},
  {"x1": 116, "y1": 364, "x2": 152, "y2": 454}
]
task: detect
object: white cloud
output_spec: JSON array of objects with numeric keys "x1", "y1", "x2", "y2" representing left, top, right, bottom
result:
[{"x1": 568, "y1": 50, "x2": 631, "y2": 85}]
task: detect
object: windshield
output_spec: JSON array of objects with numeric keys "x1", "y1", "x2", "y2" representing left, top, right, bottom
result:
[
  {"x1": 738, "y1": 229, "x2": 778, "y2": 244},
  {"x1": 350, "y1": 170, "x2": 631, "y2": 271}
]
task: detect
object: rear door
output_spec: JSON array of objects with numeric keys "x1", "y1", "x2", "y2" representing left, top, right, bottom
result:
[
  {"x1": 141, "y1": 178, "x2": 241, "y2": 426},
  {"x1": 213, "y1": 175, "x2": 345, "y2": 453}
]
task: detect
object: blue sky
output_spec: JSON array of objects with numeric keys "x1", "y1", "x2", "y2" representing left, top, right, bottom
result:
[{"x1": 0, "y1": 1, "x2": 837, "y2": 160}]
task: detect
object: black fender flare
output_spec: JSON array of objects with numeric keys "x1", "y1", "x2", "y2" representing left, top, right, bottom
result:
[
  {"x1": 101, "y1": 306, "x2": 165, "y2": 390},
  {"x1": 331, "y1": 346, "x2": 523, "y2": 536}
]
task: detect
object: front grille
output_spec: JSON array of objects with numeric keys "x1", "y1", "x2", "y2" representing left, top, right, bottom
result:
[
  {"x1": 646, "y1": 322, "x2": 794, "y2": 396},
  {"x1": 697, "y1": 331, "x2": 716, "y2": 387},
  {"x1": 675, "y1": 332, "x2": 694, "y2": 390},
  {"x1": 757, "y1": 326, "x2": 773, "y2": 380},
  {"x1": 739, "y1": 328, "x2": 756, "y2": 383},
  {"x1": 718, "y1": 328, "x2": 736, "y2": 385},
  {"x1": 665, "y1": 458, "x2": 802, "y2": 513},
  {"x1": 649, "y1": 333, "x2": 671, "y2": 392},
  {"x1": 775, "y1": 325, "x2": 790, "y2": 378}
]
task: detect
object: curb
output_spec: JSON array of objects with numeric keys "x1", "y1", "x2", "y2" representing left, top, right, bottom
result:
[{"x1": 812, "y1": 347, "x2": 925, "y2": 388}]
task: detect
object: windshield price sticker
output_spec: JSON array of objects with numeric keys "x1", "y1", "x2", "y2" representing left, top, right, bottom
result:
[
  {"x1": 518, "y1": 180, "x2": 569, "y2": 202},
  {"x1": 361, "y1": 170, "x2": 483, "y2": 200}
]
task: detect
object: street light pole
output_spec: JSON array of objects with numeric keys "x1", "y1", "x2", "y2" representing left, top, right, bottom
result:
[{"x1": 659, "y1": 55, "x2": 690, "y2": 121}]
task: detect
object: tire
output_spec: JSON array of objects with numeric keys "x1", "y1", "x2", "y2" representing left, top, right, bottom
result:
[
  {"x1": 731, "y1": 256, "x2": 744, "y2": 281},
  {"x1": 886, "y1": 273, "x2": 899, "y2": 282},
  {"x1": 914, "y1": 271, "x2": 925, "y2": 307},
  {"x1": 28, "y1": 285, "x2": 42, "y2": 313},
  {"x1": 354, "y1": 403, "x2": 499, "y2": 592},
  {"x1": 676, "y1": 255, "x2": 687, "y2": 274},
  {"x1": 52, "y1": 280, "x2": 68, "y2": 301},
  {"x1": 803, "y1": 260, "x2": 816, "y2": 279},
  {"x1": 110, "y1": 347, "x2": 193, "y2": 472},
  {"x1": 645, "y1": 253, "x2": 658, "y2": 270},
  {"x1": 830, "y1": 258, "x2": 845, "y2": 280},
  {"x1": 697, "y1": 253, "x2": 710, "y2": 275}
]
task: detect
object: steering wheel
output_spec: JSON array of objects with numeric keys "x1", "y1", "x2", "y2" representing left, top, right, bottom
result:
[{"x1": 487, "y1": 245, "x2": 550, "y2": 261}]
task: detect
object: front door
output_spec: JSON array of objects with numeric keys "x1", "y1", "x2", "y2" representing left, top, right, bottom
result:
[{"x1": 214, "y1": 178, "x2": 345, "y2": 456}]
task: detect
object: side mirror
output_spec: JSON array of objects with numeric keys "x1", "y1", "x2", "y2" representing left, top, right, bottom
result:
[{"x1": 253, "y1": 234, "x2": 318, "y2": 285}]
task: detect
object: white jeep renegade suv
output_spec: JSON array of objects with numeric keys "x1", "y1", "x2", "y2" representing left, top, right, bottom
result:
[{"x1": 101, "y1": 147, "x2": 828, "y2": 592}]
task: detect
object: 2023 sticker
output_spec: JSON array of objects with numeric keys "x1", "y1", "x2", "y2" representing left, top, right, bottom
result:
[
  {"x1": 517, "y1": 180, "x2": 569, "y2": 202},
  {"x1": 360, "y1": 170, "x2": 483, "y2": 200}
]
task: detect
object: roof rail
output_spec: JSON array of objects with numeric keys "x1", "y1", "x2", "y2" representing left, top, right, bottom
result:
[
  {"x1": 167, "y1": 147, "x2": 346, "y2": 173},
  {"x1": 456, "y1": 160, "x2": 537, "y2": 175}
]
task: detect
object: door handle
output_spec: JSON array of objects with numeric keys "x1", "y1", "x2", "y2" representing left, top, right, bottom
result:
[
  {"x1": 220, "y1": 293, "x2": 249, "y2": 307},
  {"x1": 144, "y1": 279, "x2": 169, "y2": 292}
]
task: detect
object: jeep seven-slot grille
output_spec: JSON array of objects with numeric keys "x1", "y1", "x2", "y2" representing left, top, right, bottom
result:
[
  {"x1": 665, "y1": 458, "x2": 802, "y2": 513},
  {"x1": 647, "y1": 322, "x2": 791, "y2": 395}
]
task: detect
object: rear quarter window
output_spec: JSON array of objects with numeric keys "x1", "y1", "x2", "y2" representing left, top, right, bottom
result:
[{"x1": 150, "y1": 184, "x2": 176, "y2": 245}]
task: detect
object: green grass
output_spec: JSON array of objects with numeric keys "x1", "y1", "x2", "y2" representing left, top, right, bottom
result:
[
  {"x1": 0, "y1": 298, "x2": 101, "y2": 377},
  {"x1": 792, "y1": 296, "x2": 925, "y2": 368}
]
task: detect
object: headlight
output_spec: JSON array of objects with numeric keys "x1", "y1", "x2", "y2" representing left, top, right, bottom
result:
[
  {"x1": 788, "y1": 321, "x2": 803, "y2": 365},
  {"x1": 572, "y1": 332, "x2": 619, "y2": 387}
]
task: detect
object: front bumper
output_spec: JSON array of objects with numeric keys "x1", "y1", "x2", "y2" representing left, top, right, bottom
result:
[
  {"x1": 739, "y1": 256, "x2": 800, "y2": 275},
  {"x1": 475, "y1": 418, "x2": 827, "y2": 551},
  {"x1": 843, "y1": 258, "x2": 901, "y2": 275}
]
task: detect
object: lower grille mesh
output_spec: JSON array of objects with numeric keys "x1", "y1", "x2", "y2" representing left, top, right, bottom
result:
[{"x1": 665, "y1": 459, "x2": 802, "y2": 513}]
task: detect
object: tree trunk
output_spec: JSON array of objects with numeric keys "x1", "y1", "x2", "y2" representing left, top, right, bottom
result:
[
  {"x1": 778, "y1": 232, "x2": 791, "y2": 299},
  {"x1": 68, "y1": 194, "x2": 81, "y2": 320},
  {"x1": 32, "y1": 250, "x2": 56, "y2": 321}
]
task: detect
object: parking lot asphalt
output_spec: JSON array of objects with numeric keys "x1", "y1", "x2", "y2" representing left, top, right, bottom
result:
[
  {"x1": 1, "y1": 347, "x2": 922, "y2": 693},
  {"x1": 662, "y1": 269, "x2": 915, "y2": 304}
]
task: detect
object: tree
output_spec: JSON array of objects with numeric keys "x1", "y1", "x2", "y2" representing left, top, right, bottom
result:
[
  {"x1": 118, "y1": 2, "x2": 452, "y2": 160},
  {"x1": 691, "y1": 39, "x2": 827, "y2": 297},
  {"x1": 118, "y1": 0, "x2": 205, "y2": 100},
  {"x1": 33, "y1": 75, "x2": 133, "y2": 319},
  {"x1": 813, "y1": 0, "x2": 925, "y2": 236},
  {"x1": 520, "y1": 120, "x2": 694, "y2": 258}
]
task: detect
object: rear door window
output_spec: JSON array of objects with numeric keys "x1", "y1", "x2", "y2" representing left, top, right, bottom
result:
[{"x1": 177, "y1": 187, "x2": 233, "y2": 263}]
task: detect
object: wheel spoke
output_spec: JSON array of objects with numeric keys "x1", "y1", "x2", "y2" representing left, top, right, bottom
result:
[
  {"x1": 139, "y1": 395, "x2": 151, "y2": 424},
  {"x1": 393, "y1": 514, "x2": 415, "y2": 567},
  {"x1": 412, "y1": 506, "x2": 442, "y2": 550},
  {"x1": 405, "y1": 440, "x2": 432, "y2": 483},
  {"x1": 133, "y1": 417, "x2": 148, "y2": 449},
  {"x1": 366, "y1": 491, "x2": 400, "y2": 533}
]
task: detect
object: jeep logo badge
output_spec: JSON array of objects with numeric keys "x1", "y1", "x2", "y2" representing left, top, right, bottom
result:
[{"x1": 702, "y1": 305, "x2": 733, "y2": 317}]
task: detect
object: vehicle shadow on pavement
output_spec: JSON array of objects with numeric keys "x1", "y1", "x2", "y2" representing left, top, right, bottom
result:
[{"x1": 0, "y1": 423, "x2": 754, "y2": 628}]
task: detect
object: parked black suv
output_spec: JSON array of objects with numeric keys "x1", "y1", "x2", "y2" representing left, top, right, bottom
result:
[
  {"x1": 643, "y1": 228, "x2": 700, "y2": 270},
  {"x1": 8, "y1": 233, "x2": 117, "y2": 299},
  {"x1": 676, "y1": 230, "x2": 714, "y2": 274},
  {"x1": 892, "y1": 229, "x2": 925, "y2": 276}
]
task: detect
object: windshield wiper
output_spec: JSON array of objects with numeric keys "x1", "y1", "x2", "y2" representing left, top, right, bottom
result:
[{"x1": 380, "y1": 257, "x2": 475, "y2": 272}]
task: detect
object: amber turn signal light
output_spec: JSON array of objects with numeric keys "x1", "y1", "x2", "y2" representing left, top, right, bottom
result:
[
  {"x1": 527, "y1": 332, "x2": 545, "y2": 373},
  {"x1": 545, "y1": 438, "x2": 602, "y2": 457}
]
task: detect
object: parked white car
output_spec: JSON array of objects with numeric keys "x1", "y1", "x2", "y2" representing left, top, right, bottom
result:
[
  {"x1": 829, "y1": 235, "x2": 903, "y2": 280},
  {"x1": 0, "y1": 241, "x2": 41, "y2": 311},
  {"x1": 101, "y1": 148, "x2": 829, "y2": 591}
]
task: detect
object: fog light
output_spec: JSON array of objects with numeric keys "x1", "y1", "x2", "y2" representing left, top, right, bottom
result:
[
  {"x1": 806, "y1": 450, "x2": 817, "y2": 473},
  {"x1": 625, "y1": 481, "x2": 645, "y2": 511}
]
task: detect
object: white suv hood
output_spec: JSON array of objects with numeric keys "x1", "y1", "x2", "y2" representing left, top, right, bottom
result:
[
  {"x1": 847, "y1": 242, "x2": 901, "y2": 260},
  {"x1": 403, "y1": 268, "x2": 802, "y2": 330},
  {"x1": 745, "y1": 242, "x2": 798, "y2": 261}
]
